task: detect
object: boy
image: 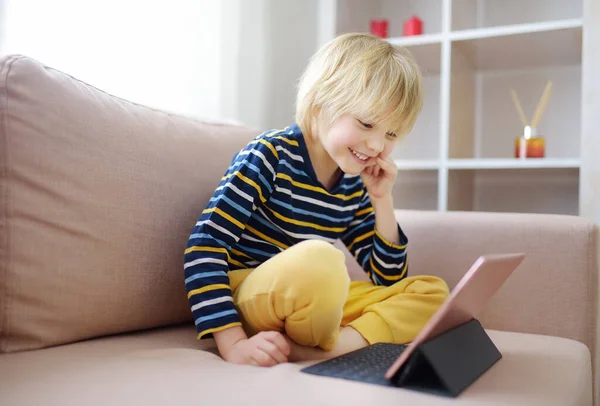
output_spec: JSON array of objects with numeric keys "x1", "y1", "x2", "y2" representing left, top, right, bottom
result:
[{"x1": 184, "y1": 33, "x2": 449, "y2": 367}]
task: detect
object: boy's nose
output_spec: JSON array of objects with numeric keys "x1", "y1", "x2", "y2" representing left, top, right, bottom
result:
[{"x1": 366, "y1": 136, "x2": 384, "y2": 154}]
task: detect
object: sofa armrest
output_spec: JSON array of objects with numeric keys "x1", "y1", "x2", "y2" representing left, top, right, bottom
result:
[{"x1": 394, "y1": 210, "x2": 599, "y2": 355}]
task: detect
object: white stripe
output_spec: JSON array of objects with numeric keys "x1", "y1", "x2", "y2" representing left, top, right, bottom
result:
[
  {"x1": 216, "y1": 183, "x2": 253, "y2": 203},
  {"x1": 373, "y1": 251, "x2": 404, "y2": 269},
  {"x1": 247, "y1": 261, "x2": 260, "y2": 266},
  {"x1": 239, "y1": 149, "x2": 276, "y2": 178},
  {"x1": 191, "y1": 296, "x2": 233, "y2": 312},
  {"x1": 257, "y1": 208, "x2": 337, "y2": 242},
  {"x1": 354, "y1": 245, "x2": 371, "y2": 258},
  {"x1": 348, "y1": 211, "x2": 375, "y2": 227},
  {"x1": 276, "y1": 145, "x2": 303, "y2": 162},
  {"x1": 196, "y1": 220, "x2": 239, "y2": 242},
  {"x1": 251, "y1": 149, "x2": 276, "y2": 178},
  {"x1": 275, "y1": 187, "x2": 360, "y2": 212},
  {"x1": 349, "y1": 212, "x2": 374, "y2": 226},
  {"x1": 184, "y1": 257, "x2": 228, "y2": 269},
  {"x1": 241, "y1": 232, "x2": 284, "y2": 252}
]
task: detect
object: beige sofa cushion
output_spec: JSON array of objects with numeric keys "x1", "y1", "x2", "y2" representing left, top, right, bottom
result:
[
  {"x1": 0, "y1": 55, "x2": 256, "y2": 352},
  {"x1": 0, "y1": 325, "x2": 592, "y2": 406}
]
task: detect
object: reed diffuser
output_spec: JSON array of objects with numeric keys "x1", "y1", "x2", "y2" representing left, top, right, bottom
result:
[{"x1": 511, "y1": 80, "x2": 553, "y2": 159}]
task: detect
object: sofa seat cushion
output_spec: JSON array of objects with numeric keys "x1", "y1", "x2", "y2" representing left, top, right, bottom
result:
[{"x1": 0, "y1": 325, "x2": 592, "y2": 406}]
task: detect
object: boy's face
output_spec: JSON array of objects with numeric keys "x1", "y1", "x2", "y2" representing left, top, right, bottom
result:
[{"x1": 317, "y1": 113, "x2": 398, "y2": 176}]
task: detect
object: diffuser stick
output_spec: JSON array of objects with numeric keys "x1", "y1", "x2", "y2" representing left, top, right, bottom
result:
[{"x1": 531, "y1": 80, "x2": 553, "y2": 128}]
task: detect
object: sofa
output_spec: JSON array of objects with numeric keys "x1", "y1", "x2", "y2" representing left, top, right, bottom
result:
[{"x1": 0, "y1": 54, "x2": 598, "y2": 406}]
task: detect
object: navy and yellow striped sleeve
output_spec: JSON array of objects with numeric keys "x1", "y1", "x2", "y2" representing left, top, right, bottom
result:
[
  {"x1": 341, "y1": 192, "x2": 408, "y2": 286},
  {"x1": 184, "y1": 137, "x2": 279, "y2": 339}
]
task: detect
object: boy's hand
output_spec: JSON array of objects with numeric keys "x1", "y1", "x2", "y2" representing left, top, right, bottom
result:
[
  {"x1": 224, "y1": 331, "x2": 290, "y2": 367},
  {"x1": 360, "y1": 156, "x2": 398, "y2": 200}
]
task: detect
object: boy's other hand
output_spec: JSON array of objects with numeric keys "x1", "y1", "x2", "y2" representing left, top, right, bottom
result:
[
  {"x1": 225, "y1": 331, "x2": 290, "y2": 367},
  {"x1": 360, "y1": 156, "x2": 398, "y2": 200}
]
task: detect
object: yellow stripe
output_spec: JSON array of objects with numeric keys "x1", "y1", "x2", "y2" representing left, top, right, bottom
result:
[
  {"x1": 236, "y1": 172, "x2": 266, "y2": 203},
  {"x1": 276, "y1": 173, "x2": 363, "y2": 201},
  {"x1": 259, "y1": 139, "x2": 279, "y2": 159},
  {"x1": 220, "y1": 137, "x2": 278, "y2": 181},
  {"x1": 264, "y1": 129, "x2": 284, "y2": 137},
  {"x1": 217, "y1": 172, "x2": 267, "y2": 203},
  {"x1": 375, "y1": 230, "x2": 407, "y2": 249},
  {"x1": 185, "y1": 246, "x2": 228, "y2": 256},
  {"x1": 347, "y1": 230, "x2": 375, "y2": 251},
  {"x1": 355, "y1": 207, "x2": 374, "y2": 217},
  {"x1": 265, "y1": 206, "x2": 346, "y2": 232},
  {"x1": 185, "y1": 246, "x2": 248, "y2": 268},
  {"x1": 399, "y1": 258, "x2": 408, "y2": 279},
  {"x1": 370, "y1": 257, "x2": 407, "y2": 281},
  {"x1": 273, "y1": 136, "x2": 299, "y2": 146},
  {"x1": 228, "y1": 258, "x2": 247, "y2": 268},
  {"x1": 197, "y1": 322, "x2": 242, "y2": 340},
  {"x1": 202, "y1": 207, "x2": 245, "y2": 229},
  {"x1": 249, "y1": 139, "x2": 279, "y2": 160},
  {"x1": 246, "y1": 225, "x2": 289, "y2": 249},
  {"x1": 231, "y1": 248, "x2": 253, "y2": 260},
  {"x1": 187, "y1": 284, "x2": 230, "y2": 299}
]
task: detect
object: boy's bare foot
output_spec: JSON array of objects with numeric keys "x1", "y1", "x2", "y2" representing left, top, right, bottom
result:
[{"x1": 284, "y1": 326, "x2": 369, "y2": 362}]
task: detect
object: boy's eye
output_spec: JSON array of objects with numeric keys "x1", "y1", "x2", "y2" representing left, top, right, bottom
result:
[
  {"x1": 386, "y1": 132, "x2": 398, "y2": 139},
  {"x1": 358, "y1": 120, "x2": 373, "y2": 129}
]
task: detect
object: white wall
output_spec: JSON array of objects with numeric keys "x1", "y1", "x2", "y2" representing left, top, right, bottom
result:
[
  {"x1": 581, "y1": 0, "x2": 600, "y2": 226},
  {"x1": 0, "y1": 0, "x2": 229, "y2": 121},
  {"x1": 225, "y1": 0, "x2": 320, "y2": 131},
  {"x1": 264, "y1": 0, "x2": 319, "y2": 129},
  {"x1": 0, "y1": 0, "x2": 323, "y2": 131}
]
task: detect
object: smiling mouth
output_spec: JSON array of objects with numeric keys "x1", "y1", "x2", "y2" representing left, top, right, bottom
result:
[
  {"x1": 348, "y1": 148, "x2": 370, "y2": 162},
  {"x1": 349, "y1": 148, "x2": 372, "y2": 163}
]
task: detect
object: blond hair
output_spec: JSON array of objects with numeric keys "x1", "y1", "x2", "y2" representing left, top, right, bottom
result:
[{"x1": 295, "y1": 33, "x2": 423, "y2": 139}]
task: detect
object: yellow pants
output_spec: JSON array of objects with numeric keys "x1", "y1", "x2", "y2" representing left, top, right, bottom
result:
[{"x1": 229, "y1": 240, "x2": 449, "y2": 351}]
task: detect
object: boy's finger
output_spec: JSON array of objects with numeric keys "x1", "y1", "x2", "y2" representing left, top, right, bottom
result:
[
  {"x1": 377, "y1": 157, "x2": 396, "y2": 172},
  {"x1": 251, "y1": 348, "x2": 278, "y2": 367},
  {"x1": 264, "y1": 332, "x2": 291, "y2": 356},
  {"x1": 258, "y1": 340, "x2": 287, "y2": 363}
]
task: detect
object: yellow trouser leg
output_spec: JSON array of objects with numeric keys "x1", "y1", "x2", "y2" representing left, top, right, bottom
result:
[
  {"x1": 229, "y1": 240, "x2": 350, "y2": 351},
  {"x1": 342, "y1": 276, "x2": 449, "y2": 345}
]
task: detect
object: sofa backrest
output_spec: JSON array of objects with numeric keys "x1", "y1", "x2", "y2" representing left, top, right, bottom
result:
[{"x1": 0, "y1": 55, "x2": 256, "y2": 352}]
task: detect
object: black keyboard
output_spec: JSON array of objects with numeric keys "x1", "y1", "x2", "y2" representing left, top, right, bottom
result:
[{"x1": 300, "y1": 342, "x2": 407, "y2": 386}]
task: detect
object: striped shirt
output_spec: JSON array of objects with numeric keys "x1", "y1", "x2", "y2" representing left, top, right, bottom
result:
[{"x1": 184, "y1": 123, "x2": 409, "y2": 339}]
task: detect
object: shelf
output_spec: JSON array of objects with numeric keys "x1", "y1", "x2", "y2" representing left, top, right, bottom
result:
[
  {"x1": 394, "y1": 159, "x2": 440, "y2": 170},
  {"x1": 452, "y1": 0, "x2": 583, "y2": 32},
  {"x1": 387, "y1": 35, "x2": 441, "y2": 75},
  {"x1": 325, "y1": 0, "x2": 588, "y2": 216},
  {"x1": 387, "y1": 33, "x2": 443, "y2": 47},
  {"x1": 447, "y1": 158, "x2": 580, "y2": 170},
  {"x1": 450, "y1": 18, "x2": 582, "y2": 42},
  {"x1": 451, "y1": 19, "x2": 583, "y2": 70},
  {"x1": 448, "y1": 168, "x2": 579, "y2": 215}
]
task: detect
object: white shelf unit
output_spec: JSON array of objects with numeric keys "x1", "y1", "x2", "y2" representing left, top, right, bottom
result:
[{"x1": 322, "y1": 0, "x2": 587, "y2": 215}]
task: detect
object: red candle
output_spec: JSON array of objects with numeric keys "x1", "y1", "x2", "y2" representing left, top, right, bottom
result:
[
  {"x1": 404, "y1": 15, "x2": 423, "y2": 36},
  {"x1": 370, "y1": 20, "x2": 388, "y2": 38}
]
